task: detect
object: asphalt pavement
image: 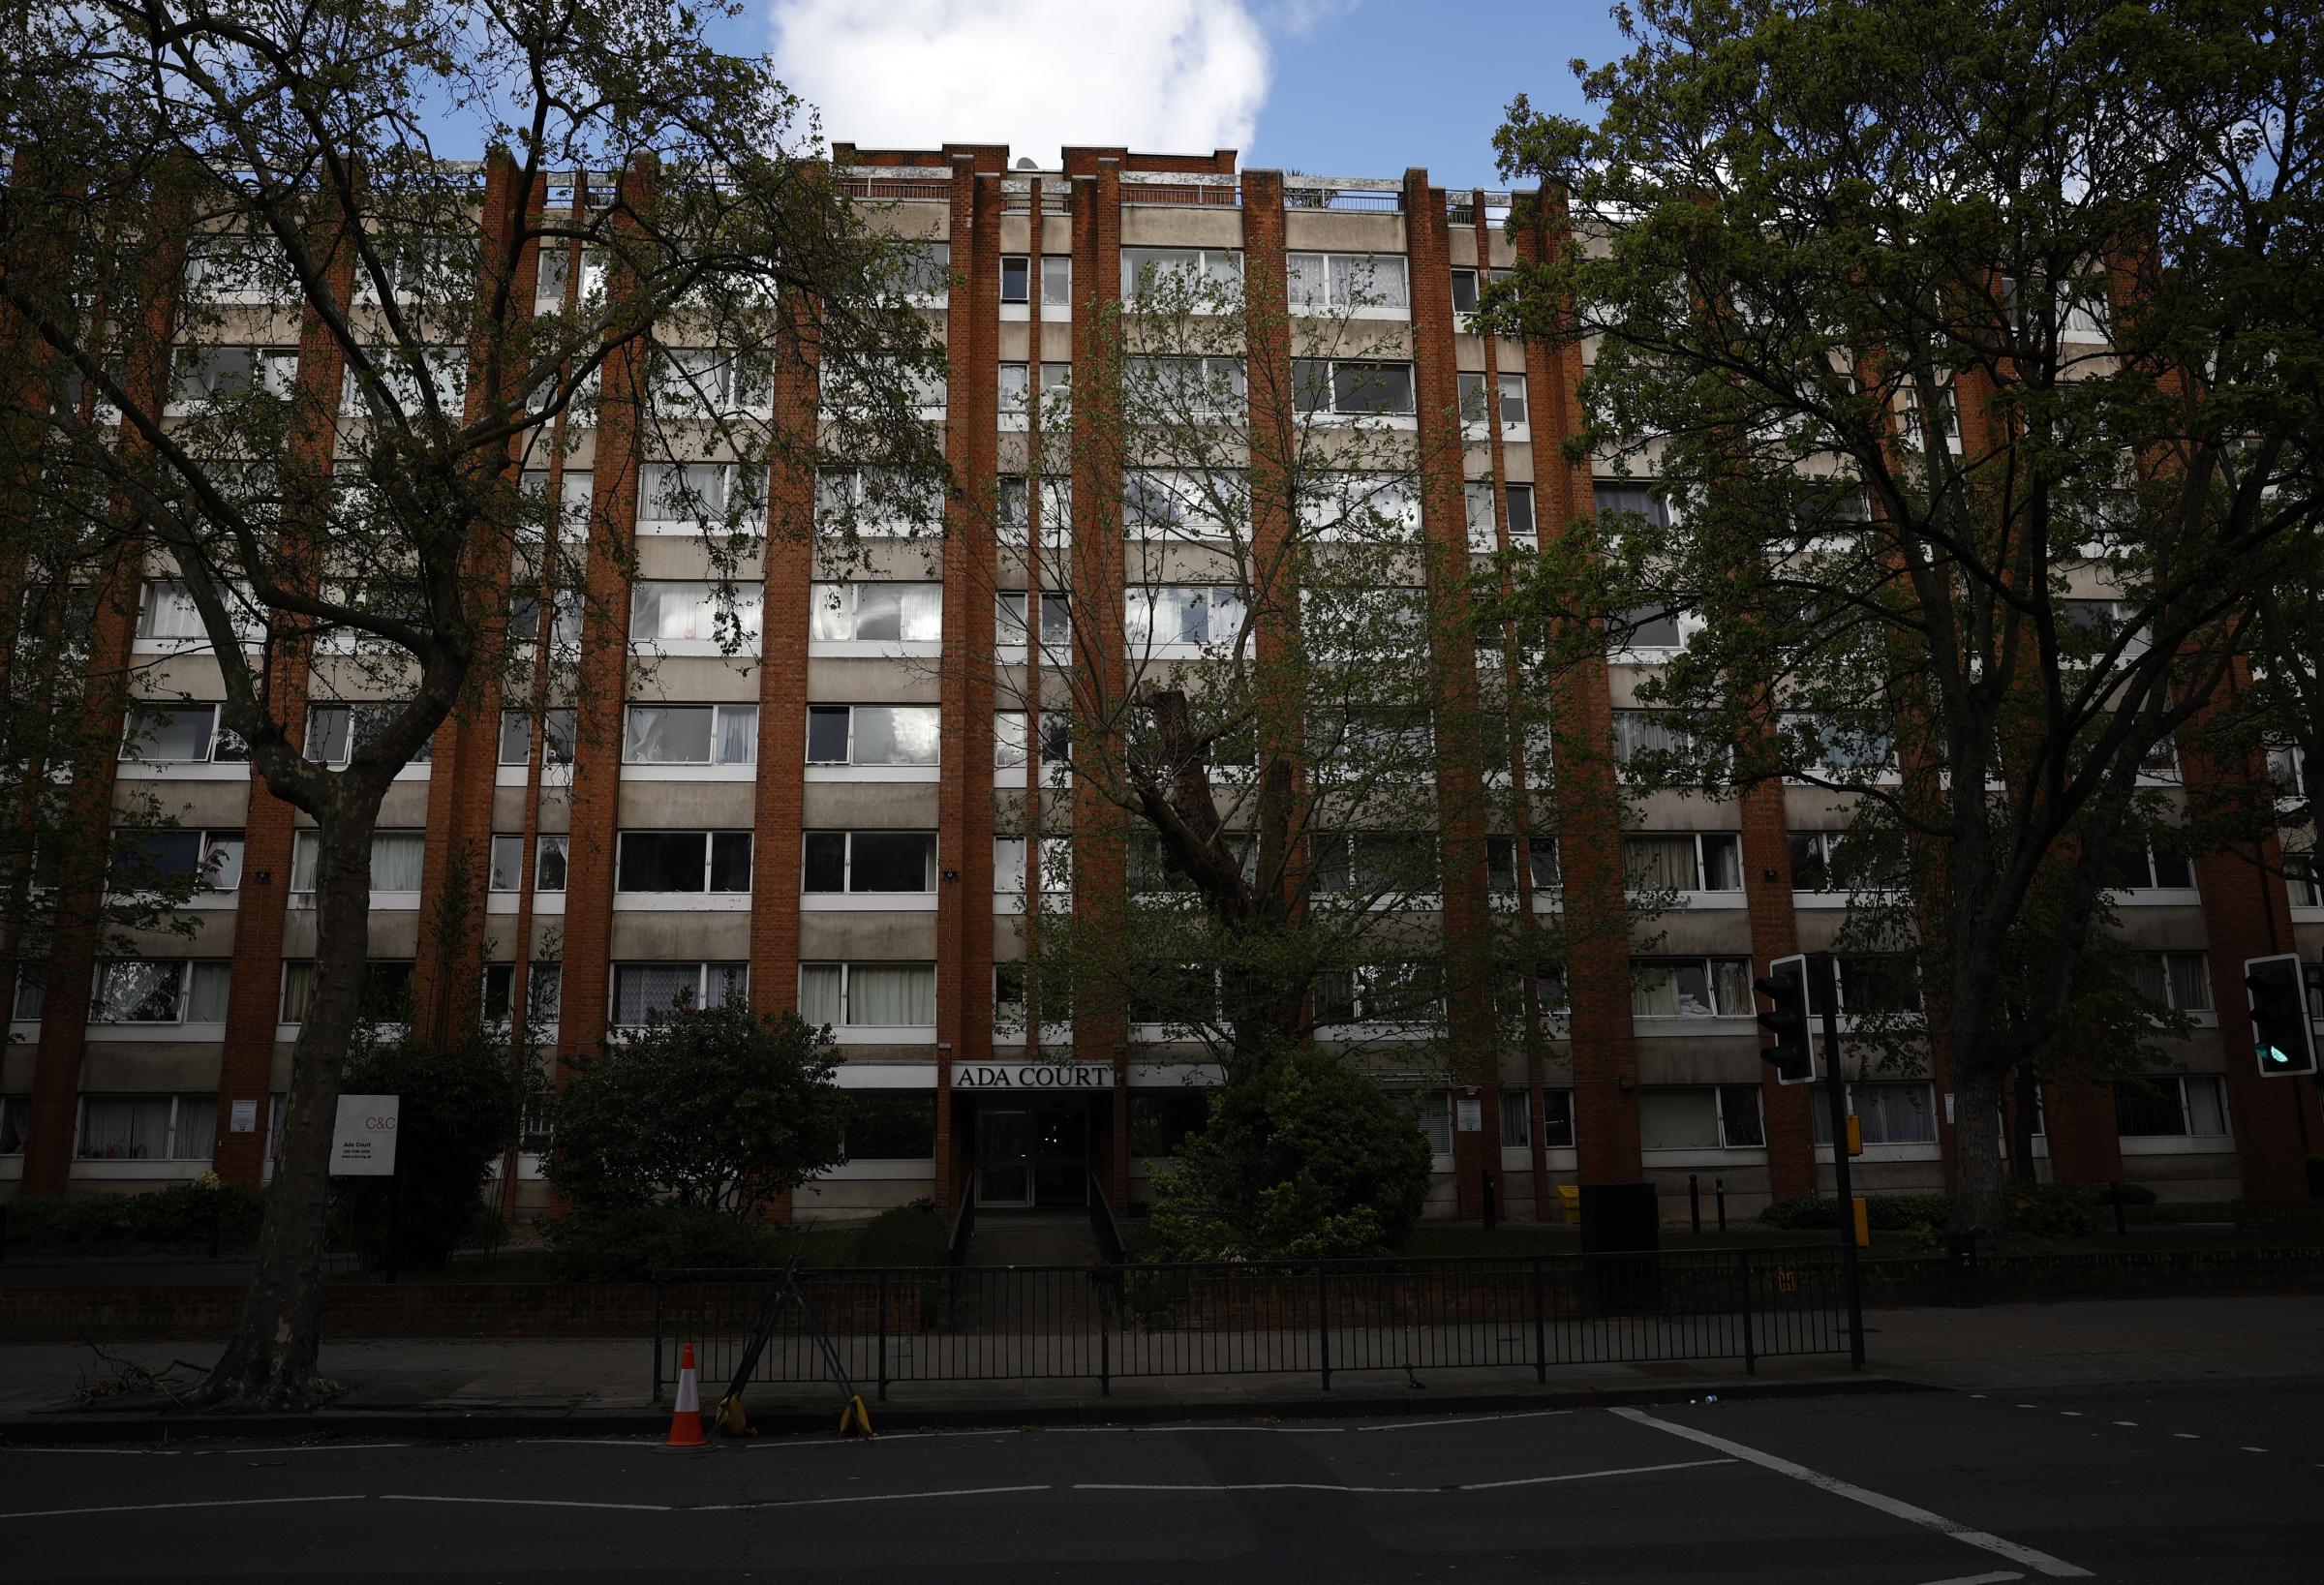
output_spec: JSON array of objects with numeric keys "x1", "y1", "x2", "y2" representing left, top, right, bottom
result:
[{"x1": 4, "y1": 1378, "x2": 2321, "y2": 1581}]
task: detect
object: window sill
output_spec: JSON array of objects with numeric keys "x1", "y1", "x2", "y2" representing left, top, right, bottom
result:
[
  {"x1": 1813, "y1": 1143, "x2": 1941, "y2": 1163},
  {"x1": 70, "y1": 1159, "x2": 213, "y2": 1179},
  {"x1": 630, "y1": 641, "x2": 764, "y2": 660},
  {"x1": 83, "y1": 1022, "x2": 228, "y2": 1042},
  {"x1": 808, "y1": 641, "x2": 944, "y2": 660},
  {"x1": 807, "y1": 765, "x2": 941, "y2": 783},
  {"x1": 829, "y1": 1027, "x2": 938, "y2": 1046},
  {"x1": 803, "y1": 894, "x2": 939, "y2": 912},
  {"x1": 993, "y1": 1022, "x2": 1077, "y2": 1047},
  {"x1": 621, "y1": 764, "x2": 758, "y2": 781},
  {"x1": 1641, "y1": 1146, "x2": 1768, "y2": 1167},
  {"x1": 1636, "y1": 891, "x2": 1748, "y2": 911},
  {"x1": 115, "y1": 762, "x2": 251, "y2": 780},
  {"x1": 612, "y1": 894, "x2": 751, "y2": 911},
  {"x1": 832, "y1": 1061, "x2": 942, "y2": 1087},
  {"x1": 1632, "y1": 1015, "x2": 1760, "y2": 1034},
  {"x1": 995, "y1": 893, "x2": 1070, "y2": 914},
  {"x1": 2120, "y1": 1133, "x2": 2237, "y2": 1155},
  {"x1": 2108, "y1": 890, "x2": 2204, "y2": 906},
  {"x1": 497, "y1": 763, "x2": 575, "y2": 787}
]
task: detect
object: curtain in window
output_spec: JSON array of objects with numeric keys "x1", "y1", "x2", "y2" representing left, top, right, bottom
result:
[
  {"x1": 1637, "y1": 1089, "x2": 1721, "y2": 1150},
  {"x1": 1624, "y1": 837, "x2": 1699, "y2": 892},
  {"x1": 79, "y1": 1097, "x2": 171, "y2": 1159},
  {"x1": 371, "y1": 833, "x2": 425, "y2": 891},
  {"x1": 1411, "y1": 1090, "x2": 1452, "y2": 1154},
  {"x1": 845, "y1": 964, "x2": 935, "y2": 1026},
  {"x1": 2166, "y1": 954, "x2": 2212, "y2": 1012},
  {"x1": 280, "y1": 962, "x2": 315, "y2": 1021},
  {"x1": 186, "y1": 962, "x2": 231, "y2": 1022},
  {"x1": 1863, "y1": 1084, "x2": 1937, "y2": 1144},
  {"x1": 290, "y1": 832, "x2": 320, "y2": 892},
  {"x1": 1498, "y1": 1089, "x2": 1529, "y2": 1147},
  {"x1": 627, "y1": 706, "x2": 714, "y2": 764},
  {"x1": 799, "y1": 964, "x2": 844, "y2": 1027},
  {"x1": 614, "y1": 963, "x2": 700, "y2": 1024},
  {"x1": 1708, "y1": 960, "x2": 1751, "y2": 1017},
  {"x1": 716, "y1": 706, "x2": 758, "y2": 765},
  {"x1": 94, "y1": 961, "x2": 182, "y2": 1022},
  {"x1": 142, "y1": 582, "x2": 208, "y2": 639},
  {"x1": 703, "y1": 963, "x2": 747, "y2": 1009},
  {"x1": 172, "y1": 1096, "x2": 218, "y2": 1161},
  {"x1": 2184, "y1": 1077, "x2": 2228, "y2": 1136}
]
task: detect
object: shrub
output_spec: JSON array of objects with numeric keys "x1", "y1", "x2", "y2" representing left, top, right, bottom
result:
[
  {"x1": 548, "y1": 1004, "x2": 847, "y2": 1219},
  {"x1": 1759, "y1": 1193, "x2": 1955, "y2": 1233},
  {"x1": 848, "y1": 1203, "x2": 949, "y2": 1267},
  {"x1": 2095, "y1": 1181, "x2": 2157, "y2": 1206},
  {"x1": 2009, "y1": 1182, "x2": 2099, "y2": 1239},
  {"x1": 3, "y1": 1182, "x2": 264, "y2": 1245},
  {"x1": 548, "y1": 1204, "x2": 794, "y2": 1282},
  {"x1": 1148, "y1": 1049, "x2": 1432, "y2": 1262},
  {"x1": 335, "y1": 1033, "x2": 525, "y2": 1270}
]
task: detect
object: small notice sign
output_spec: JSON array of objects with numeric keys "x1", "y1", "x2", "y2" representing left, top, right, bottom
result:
[
  {"x1": 330, "y1": 1094, "x2": 400, "y2": 1176},
  {"x1": 229, "y1": 1099, "x2": 259, "y2": 1134},
  {"x1": 1455, "y1": 1095, "x2": 1483, "y2": 1133}
]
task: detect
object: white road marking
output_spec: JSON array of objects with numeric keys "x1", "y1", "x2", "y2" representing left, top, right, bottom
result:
[
  {"x1": 2113, "y1": 1420, "x2": 2137, "y2": 1427},
  {"x1": 0, "y1": 1495, "x2": 367, "y2": 1520},
  {"x1": 383, "y1": 1494, "x2": 673, "y2": 1512},
  {"x1": 1455, "y1": 1457, "x2": 1736, "y2": 1491},
  {"x1": 1611, "y1": 1408, "x2": 2092, "y2": 1579},
  {"x1": 0, "y1": 1442, "x2": 410, "y2": 1458},
  {"x1": 2174, "y1": 1432, "x2": 2200, "y2": 1440},
  {"x1": 1357, "y1": 1410, "x2": 1574, "y2": 1433},
  {"x1": 2058, "y1": 1411, "x2": 2082, "y2": 1417},
  {"x1": 696, "y1": 1483, "x2": 1050, "y2": 1511},
  {"x1": 2242, "y1": 1447, "x2": 2268, "y2": 1453},
  {"x1": 1911, "y1": 1572, "x2": 2024, "y2": 1584}
]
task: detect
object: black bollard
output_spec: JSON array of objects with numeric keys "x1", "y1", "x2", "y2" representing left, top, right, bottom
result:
[
  {"x1": 1688, "y1": 1174, "x2": 1701, "y2": 1234},
  {"x1": 1715, "y1": 1176, "x2": 1728, "y2": 1234}
]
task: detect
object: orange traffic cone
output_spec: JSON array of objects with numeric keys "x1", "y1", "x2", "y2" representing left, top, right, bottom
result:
[{"x1": 667, "y1": 1344, "x2": 708, "y2": 1448}]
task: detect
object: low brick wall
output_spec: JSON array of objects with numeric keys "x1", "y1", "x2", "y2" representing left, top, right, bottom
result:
[{"x1": 0, "y1": 1283, "x2": 661, "y2": 1342}]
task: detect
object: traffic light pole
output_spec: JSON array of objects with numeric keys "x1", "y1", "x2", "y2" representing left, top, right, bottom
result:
[{"x1": 1812, "y1": 951, "x2": 1866, "y2": 1371}]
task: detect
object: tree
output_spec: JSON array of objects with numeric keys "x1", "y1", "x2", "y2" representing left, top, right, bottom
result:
[
  {"x1": 1, "y1": 0, "x2": 942, "y2": 1406},
  {"x1": 936, "y1": 206, "x2": 1638, "y2": 1125},
  {"x1": 1488, "y1": 0, "x2": 2320, "y2": 1228},
  {"x1": 334, "y1": 1025, "x2": 525, "y2": 1269},
  {"x1": 546, "y1": 1002, "x2": 847, "y2": 1219}
]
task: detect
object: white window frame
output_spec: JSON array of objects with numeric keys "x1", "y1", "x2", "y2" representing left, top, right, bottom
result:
[
  {"x1": 805, "y1": 705, "x2": 942, "y2": 777},
  {"x1": 1286, "y1": 250, "x2": 1410, "y2": 317},
  {"x1": 802, "y1": 830, "x2": 941, "y2": 909},
  {"x1": 994, "y1": 836, "x2": 1072, "y2": 901},
  {"x1": 1119, "y1": 246, "x2": 1242, "y2": 307},
  {"x1": 1292, "y1": 357, "x2": 1419, "y2": 424},
  {"x1": 799, "y1": 961, "x2": 939, "y2": 1041},
  {"x1": 1125, "y1": 584, "x2": 1247, "y2": 657},
  {"x1": 289, "y1": 829, "x2": 428, "y2": 906},
  {"x1": 636, "y1": 461, "x2": 766, "y2": 535},
  {"x1": 74, "y1": 1093, "x2": 218, "y2": 1164},
  {"x1": 1629, "y1": 957, "x2": 1755, "y2": 1019},
  {"x1": 613, "y1": 830, "x2": 753, "y2": 903},
  {"x1": 620, "y1": 703, "x2": 759, "y2": 776},
  {"x1": 609, "y1": 961, "x2": 749, "y2": 1029},
  {"x1": 1638, "y1": 1084, "x2": 1766, "y2": 1153},
  {"x1": 809, "y1": 582, "x2": 944, "y2": 654},
  {"x1": 88, "y1": 960, "x2": 232, "y2": 1028},
  {"x1": 628, "y1": 580, "x2": 764, "y2": 656},
  {"x1": 815, "y1": 466, "x2": 943, "y2": 539},
  {"x1": 1621, "y1": 832, "x2": 1745, "y2": 899}
]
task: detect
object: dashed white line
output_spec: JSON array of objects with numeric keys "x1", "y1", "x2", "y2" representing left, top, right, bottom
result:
[
  {"x1": 1079, "y1": 1480, "x2": 1423, "y2": 1494},
  {"x1": 0, "y1": 1443, "x2": 410, "y2": 1457},
  {"x1": 382, "y1": 1494, "x2": 673, "y2": 1512},
  {"x1": 2113, "y1": 1420, "x2": 2137, "y2": 1427},
  {"x1": 1454, "y1": 1457, "x2": 1735, "y2": 1491},
  {"x1": 2242, "y1": 1447, "x2": 2268, "y2": 1453},
  {"x1": 1911, "y1": 1572, "x2": 2025, "y2": 1584},
  {"x1": 1, "y1": 1495, "x2": 367, "y2": 1521},
  {"x1": 2058, "y1": 1411, "x2": 2082, "y2": 1418},
  {"x1": 2175, "y1": 1433, "x2": 2201, "y2": 1440},
  {"x1": 1611, "y1": 1408, "x2": 2092, "y2": 1579},
  {"x1": 695, "y1": 1483, "x2": 1050, "y2": 1511}
]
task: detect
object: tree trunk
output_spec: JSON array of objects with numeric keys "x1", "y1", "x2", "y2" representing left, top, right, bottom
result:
[
  {"x1": 199, "y1": 809, "x2": 379, "y2": 1410},
  {"x1": 2009, "y1": 1066, "x2": 2042, "y2": 1188},
  {"x1": 1951, "y1": 1061, "x2": 2009, "y2": 1234}
]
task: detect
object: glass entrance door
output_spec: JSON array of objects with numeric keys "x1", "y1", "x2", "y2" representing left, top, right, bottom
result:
[{"x1": 973, "y1": 1107, "x2": 1034, "y2": 1208}]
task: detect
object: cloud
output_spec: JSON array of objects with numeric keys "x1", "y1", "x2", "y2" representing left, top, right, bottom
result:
[{"x1": 769, "y1": 0, "x2": 1270, "y2": 168}]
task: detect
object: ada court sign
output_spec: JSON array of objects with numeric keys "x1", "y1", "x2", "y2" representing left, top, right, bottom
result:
[
  {"x1": 330, "y1": 1094, "x2": 400, "y2": 1176},
  {"x1": 952, "y1": 1063, "x2": 1113, "y2": 1090}
]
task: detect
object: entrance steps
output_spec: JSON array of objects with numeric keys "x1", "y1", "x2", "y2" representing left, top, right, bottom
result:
[{"x1": 965, "y1": 1210, "x2": 1102, "y2": 1267}]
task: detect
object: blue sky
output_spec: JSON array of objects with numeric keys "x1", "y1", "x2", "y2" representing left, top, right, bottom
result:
[{"x1": 717, "y1": 1, "x2": 1629, "y2": 187}]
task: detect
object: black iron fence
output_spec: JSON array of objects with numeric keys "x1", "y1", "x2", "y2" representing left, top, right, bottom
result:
[{"x1": 652, "y1": 1246, "x2": 1850, "y2": 1401}]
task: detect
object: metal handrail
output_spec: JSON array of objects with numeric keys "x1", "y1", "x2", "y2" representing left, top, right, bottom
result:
[
  {"x1": 945, "y1": 1186, "x2": 978, "y2": 1267},
  {"x1": 1086, "y1": 1170, "x2": 1128, "y2": 1265}
]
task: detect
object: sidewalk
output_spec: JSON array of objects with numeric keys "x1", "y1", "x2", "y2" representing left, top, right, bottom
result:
[{"x1": 1, "y1": 1294, "x2": 2317, "y2": 1441}]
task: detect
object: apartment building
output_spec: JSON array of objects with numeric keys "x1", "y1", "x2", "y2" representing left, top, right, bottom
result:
[{"x1": 2, "y1": 142, "x2": 2312, "y2": 1225}]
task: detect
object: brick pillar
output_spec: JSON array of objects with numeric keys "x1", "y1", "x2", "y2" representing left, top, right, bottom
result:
[
  {"x1": 1067, "y1": 160, "x2": 1129, "y2": 1206},
  {"x1": 2043, "y1": 1080, "x2": 2125, "y2": 1186},
  {"x1": 554, "y1": 153, "x2": 657, "y2": 1065},
  {"x1": 22, "y1": 179, "x2": 192, "y2": 1197},
  {"x1": 413, "y1": 150, "x2": 542, "y2": 1044},
  {"x1": 1514, "y1": 190, "x2": 1639, "y2": 1182},
  {"x1": 1405, "y1": 169, "x2": 1502, "y2": 1214},
  {"x1": 211, "y1": 193, "x2": 361, "y2": 1186},
  {"x1": 1738, "y1": 783, "x2": 1815, "y2": 1196},
  {"x1": 935, "y1": 156, "x2": 1003, "y2": 1211}
]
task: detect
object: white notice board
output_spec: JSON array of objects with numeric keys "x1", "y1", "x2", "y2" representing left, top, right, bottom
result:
[{"x1": 330, "y1": 1094, "x2": 400, "y2": 1176}]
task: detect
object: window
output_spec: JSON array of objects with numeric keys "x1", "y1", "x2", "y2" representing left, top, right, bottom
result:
[
  {"x1": 806, "y1": 705, "x2": 941, "y2": 768},
  {"x1": 1126, "y1": 585, "x2": 1245, "y2": 650},
  {"x1": 997, "y1": 473, "x2": 1073, "y2": 546},
  {"x1": 994, "y1": 961, "x2": 1071, "y2": 1030},
  {"x1": 278, "y1": 959, "x2": 411, "y2": 1023},
  {"x1": 1449, "y1": 265, "x2": 1514, "y2": 314},
  {"x1": 1124, "y1": 354, "x2": 1247, "y2": 418},
  {"x1": 1836, "y1": 956, "x2": 1922, "y2": 1017},
  {"x1": 1129, "y1": 964, "x2": 1222, "y2": 1027},
  {"x1": 2125, "y1": 952, "x2": 2213, "y2": 1013},
  {"x1": 810, "y1": 583, "x2": 941, "y2": 646},
  {"x1": 1464, "y1": 480, "x2": 1537, "y2": 551},
  {"x1": 1120, "y1": 247, "x2": 1241, "y2": 302},
  {"x1": 1000, "y1": 255, "x2": 1030, "y2": 304},
  {"x1": 13, "y1": 966, "x2": 45, "y2": 1021},
  {"x1": 998, "y1": 361, "x2": 1068, "y2": 430},
  {"x1": 1639, "y1": 1085, "x2": 1764, "y2": 1150},
  {"x1": 342, "y1": 345, "x2": 466, "y2": 416},
  {"x1": 170, "y1": 346, "x2": 296, "y2": 409},
  {"x1": 1613, "y1": 602, "x2": 1691, "y2": 652},
  {"x1": 994, "y1": 711, "x2": 1063, "y2": 773},
  {"x1": 1779, "y1": 711, "x2": 1896, "y2": 778},
  {"x1": 2102, "y1": 844, "x2": 2196, "y2": 893},
  {"x1": 91, "y1": 960, "x2": 232, "y2": 1023},
  {"x1": 305, "y1": 703, "x2": 431, "y2": 769},
  {"x1": 895, "y1": 242, "x2": 951, "y2": 302},
  {"x1": 0, "y1": 1095, "x2": 28, "y2": 1154},
  {"x1": 611, "y1": 961, "x2": 747, "y2": 1025},
  {"x1": 630, "y1": 581, "x2": 763, "y2": 650},
  {"x1": 121, "y1": 704, "x2": 249, "y2": 764},
  {"x1": 488, "y1": 835, "x2": 524, "y2": 892},
  {"x1": 138, "y1": 580, "x2": 262, "y2": 645},
  {"x1": 1286, "y1": 251, "x2": 1409, "y2": 311},
  {"x1": 1610, "y1": 710, "x2": 1693, "y2": 770},
  {"x1": 1041, "y1": 256, "x2": 1072, "y2": 309},
  {"x1": 1307, "y1": 705, "x2": 1434, "y2": 769},
  {"x1": 506, "y1": 589, "x2": 584, "y2": 652},
  {"x1": 799, "y1": 962, "x2": 937, "y2": 1029},
  {"x1": 109, "y1": 830, "x2": 243, "y2": 894},
  {"x1": 2114, "y1": 1075, "x2": 2230, "y2": 1138},
  {"x1": 77, "y1": 1095, "x2": 216, "y2": 1161},
  {"x1": 616, "y1": 832, "x2": 752, "y2": 894},
  {"x1": 1623, "y1": 834, "x2": 1743, "y2": 893},
  {"x1": 1485, "y1": 836, "x2": 1560, "y2": 894},
  {"x1": 1499, "y1": 1088, "x2": 1531, "y2": 1148},
  {"x1": 1129, "y1": 1091, "x2": 1212, "y2": 1157},
  {"x1": 184, "y1": 232, "x2": 287, "y2": 300},
  {"x1": 290, "y1": 830, "x2": 426, "y2": 896},
  {"x1": 1788, "y1": 830, "x2": 1906, "y2": 892},
  {"x1": 1125, "y1": 469, "x2": 1238, "y2": 538},
  {"x1": 1292, "y1": 358, "x2": 1417, "y2": 417},
  {"x1": 624, "y1": 704, "x2": 758, "y2": 766},
  {"x1": 499, "y1": 708, "x2": 576, "y2": 767},
  {"x1": 1315, "y1": 961, "x2": 1444, "y2": 1024},
  {"x1": 1411, "y1": 1090, "x2": 1453, "y2": 1154},
  {"x1": 1456, "y1": 371, "x2": 1528, "y2": 428},
  {"x1": 535, "y1": 835, "x2": 569, "y2": 892},
  {"x1": 1898, "y1": 379, "x2": 1963, "y2": 449},
  {"x1": 1593, "y1": 480, "x2": 1671, "y2": 527},
  {"x1": 1630, "y1": 958, "x2": 1753, "y2": 1018},
  {"x1": 2059, "y1": 598, "x2": 2151, "y2": 661},
  {"x1": 637, "y1": 463, "x2": 765, "y2": 533},
  {"x1": 1314, "y1": 833, "x2": 1434, "y2": 898},
  {"x1": 995, "y1": 591, "x2": 1073, "y2": 651},
  {"x1": 2289, "y1": 855, "x2": 2324, "y2": 908},
  {"x1": 482, "y1": 961, "x2": 562, "y2": 1027},
  {"x1": 804, "y1": 832, "x2": 937, "y2": 894},
  {"x1": 815, "y1": 467, "x2": 943, "y2": 538},
  {"x1": 846, "y1": 1091, "x2": 938, "y2": 1159},
  {"x1": 994, "y1": 836, "x2": 1071, "y2": 894},
  {"x1": 1811, "y1": 1083, "x2": 1939, "y2": 1146}
]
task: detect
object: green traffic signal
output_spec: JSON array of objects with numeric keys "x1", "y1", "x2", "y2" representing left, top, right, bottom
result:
[{"x1": 2244, "y1": 954, "x2": 2318, "y2": 1079}]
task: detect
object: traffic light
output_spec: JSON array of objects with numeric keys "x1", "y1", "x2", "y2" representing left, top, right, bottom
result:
[
  {"x1": 1755, "y1": 953, "x2": 1817, "y2": 1084},
  {"x1": 2245, "y1": 954, "x2": 2318, "y2": 1078}
]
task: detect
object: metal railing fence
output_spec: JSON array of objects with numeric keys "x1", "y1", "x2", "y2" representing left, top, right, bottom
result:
[{"x1": 652, "y1": 1245, "x2": 1849, "y2": 1401}]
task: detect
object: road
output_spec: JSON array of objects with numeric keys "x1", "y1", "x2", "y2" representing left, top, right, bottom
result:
[{"x1": 3, "y1": 1379, "x2": 2319, "y2": 1581}]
